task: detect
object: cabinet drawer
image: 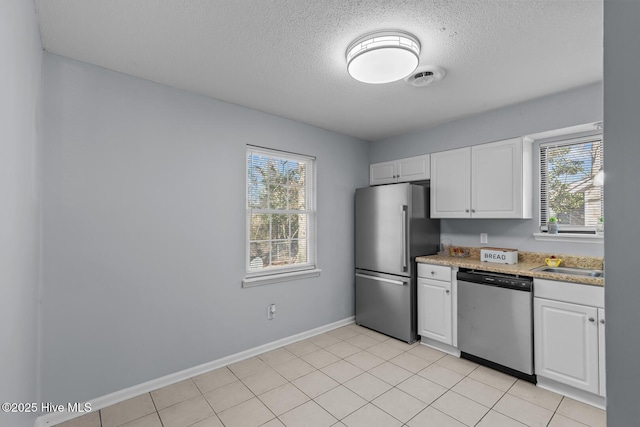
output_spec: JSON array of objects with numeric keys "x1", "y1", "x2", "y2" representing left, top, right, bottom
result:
[
  {"x1": 418, "y1": 264, "x2": 452, "y2": 281},
  {"x1": 534, "y1": 279, "x2": 604, "y2": 307}
]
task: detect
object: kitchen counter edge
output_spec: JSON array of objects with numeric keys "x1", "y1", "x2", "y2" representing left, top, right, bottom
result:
[{"x1": 416, "y1": 254, "x2": 604, "y2": 287}]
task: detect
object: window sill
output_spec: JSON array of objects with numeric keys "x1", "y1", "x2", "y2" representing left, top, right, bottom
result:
[
  {"x1": 243, "y1": 268, "x2": 322, "y2": 288},
  {"x1": 533, "y1": 233, "x2": 604, "y2": 244}
]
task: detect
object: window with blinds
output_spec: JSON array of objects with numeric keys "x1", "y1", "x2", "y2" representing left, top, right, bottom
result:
[
  {"x1": 246, "y1": 146, "x2": 316, "y2": 276},
  {"x1": 540, "y1": 135, "x2": 603, "y2": 232}
]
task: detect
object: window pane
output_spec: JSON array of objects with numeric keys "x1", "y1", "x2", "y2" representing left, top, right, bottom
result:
[
  {"x1": 296, "y1": 238, "x2": 308, "y2": 263},
  {"x1": 249, "y1": 241, "x2": 269, "y2": 270},
  {"x1": 271, "y1": 241, "x2": 292, "y2": 266},
  {"x1": 270, "y1": 214, "x2": 291, "y2": 240},
  {"x1": 249, "y1": 214, "x2": 271, "y2": 241},
  {"x1": 248, "y1": 154, "x2": 268, "y2": 209},
  {"x1": 297, "y1": 214, "x2": 307, "y2": 239},
  {"x1": 541, "y1": 138, "x2": 603, "y2": 228},
  {"x1": 269, "y1": 183, "x2": 287, "y2": 209},
  {"x1": 288, "y1": 184, "x2": 306, "y2": 210},
  {"x1": 248, "y1": 183, "x2": 267, "y2": 209}
]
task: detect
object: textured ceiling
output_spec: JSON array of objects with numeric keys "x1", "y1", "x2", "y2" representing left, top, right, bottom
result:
[{"x1": 34, "y1": 0, "x2": 603, "y2": 142}]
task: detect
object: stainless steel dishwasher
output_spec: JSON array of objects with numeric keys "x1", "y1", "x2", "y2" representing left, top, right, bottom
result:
[{"x1": 457, "y1": 269, "x2": 536, "y2": 382}]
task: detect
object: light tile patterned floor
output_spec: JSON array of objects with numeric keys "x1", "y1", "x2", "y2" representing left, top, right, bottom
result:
[{"x1": 58, "y1": 324, "x2": 607, "y2": 427}]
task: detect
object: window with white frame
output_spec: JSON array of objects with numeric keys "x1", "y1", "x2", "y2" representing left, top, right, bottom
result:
[
  {"x1": 540, "y1": 135, "x2": 603, "y2": 232},
  {"x1": 246, "y1": 146, "x2": 316, "y2": 277}
]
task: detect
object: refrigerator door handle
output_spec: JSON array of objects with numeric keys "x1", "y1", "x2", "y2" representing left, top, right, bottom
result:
[
  {"x1": 401, "y1": 205, "x2": 408, "y2": 272},
  {"x1": 355, "y1": 273, "x2": 408, "y2": 286}
]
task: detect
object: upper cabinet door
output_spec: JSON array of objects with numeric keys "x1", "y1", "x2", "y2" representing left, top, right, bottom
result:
[
  {"x1": 370, "y1": 161, "x2": 397, "y2": 185},
  {"x1": 471, "y1": 137, "x2": 530, "y2": 218},
  {"x1": 398, "y1": 154, "x2": 430, "y2": 182},
  {"x1": 430, "y1": 147, "x2": 471, "y2": 218}
]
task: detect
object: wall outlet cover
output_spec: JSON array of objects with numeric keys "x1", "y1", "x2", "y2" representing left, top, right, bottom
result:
[{"x1": 267, "y1": 304, "x2": 276, "y2": 320}]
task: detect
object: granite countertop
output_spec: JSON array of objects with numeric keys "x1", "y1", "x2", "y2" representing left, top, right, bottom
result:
[{"x1": 416, "y1": 247, "x2": 604, "y2": 287}]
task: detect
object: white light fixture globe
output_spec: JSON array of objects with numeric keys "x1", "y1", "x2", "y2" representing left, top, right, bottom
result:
[{"x1": 346, "y1": 31, "x2": 420, "y2": 84}]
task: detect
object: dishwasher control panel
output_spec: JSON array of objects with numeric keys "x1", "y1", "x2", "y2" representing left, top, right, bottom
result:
[{"x1": 457, "y1": 270, "x2": 533, "y2": 292}]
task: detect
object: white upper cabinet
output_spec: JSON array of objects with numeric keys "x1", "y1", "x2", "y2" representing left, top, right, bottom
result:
[
  {"x1": 369, "y1": 160, "x2": 397, "y2": 185},
  {"x1": 370, "y1": 154, "x2": 430, "y2": 185},
  {"x1": 429, "y1": 147, "x2": 471, "y2": 218},
  {"x1": 431, "y1": 137, "x2": 532, "y2": 218}
]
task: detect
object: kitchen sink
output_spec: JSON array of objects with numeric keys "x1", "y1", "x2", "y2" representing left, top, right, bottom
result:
[{"x1": 533, "y1": 266, "x2": 604, "y2": 278}]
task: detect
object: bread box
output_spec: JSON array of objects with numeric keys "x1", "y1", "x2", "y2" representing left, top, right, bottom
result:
[{"x1": 480, "y1": 247, "x2": 518, "y2": 264}]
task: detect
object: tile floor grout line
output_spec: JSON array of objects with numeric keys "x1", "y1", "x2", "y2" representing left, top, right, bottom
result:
[
  {"x1": 368, "y1": 383, "x2": 429, "y2": 426},
  {"x1": 145, "y1": 390, "x2": 165, "y2": 427}
]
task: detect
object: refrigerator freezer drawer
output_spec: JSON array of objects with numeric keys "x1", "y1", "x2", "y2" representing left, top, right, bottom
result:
[{"x1": 355, "y1": 270, "x2": 417, "y2": 343}]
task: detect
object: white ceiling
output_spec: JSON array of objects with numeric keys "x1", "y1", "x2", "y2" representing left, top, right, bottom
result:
[{"x1": 34, "y1": 0, "x2": 603, "y2": 142}]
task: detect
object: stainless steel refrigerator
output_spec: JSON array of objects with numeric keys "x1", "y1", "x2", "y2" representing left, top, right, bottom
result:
[{"x1": 355, "y1": 183, "x2": 440, "y2": 343}]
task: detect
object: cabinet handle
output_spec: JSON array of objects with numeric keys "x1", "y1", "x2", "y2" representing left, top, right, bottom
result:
[
  {"x1": 600, "y1": 319, "x2": 605, "y2": 324},
  {"x1": 465, "y1": 209, "x2": 470, "y2": 213},
  {"x1": 588, "y1": 317, "x2": 595, "y2": 323},
  {"x1": 471, "y1": 209, "x2": 476, "y2": 213},
  {"x1": 431, "y1": 271, "x2": 436, "y2": 275},
  {"x1": 445, "y1": 289, "x2": 450, "y2": 294}
]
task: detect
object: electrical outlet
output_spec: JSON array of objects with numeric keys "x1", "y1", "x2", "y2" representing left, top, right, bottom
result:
[
  {"x1": 480, "y1": 233, "x2": 488, "y2": 244},
  {"x1": 267, "y1": 304, "x2": 276, "y2": 320}
]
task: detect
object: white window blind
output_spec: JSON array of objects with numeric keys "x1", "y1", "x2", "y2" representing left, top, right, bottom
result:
[
  {"x1": 246, "y1": 146, "x2": 316, "y2": 276},
  {"x1": 540, "y1": 135, "x2": 603, "y2": 231}
]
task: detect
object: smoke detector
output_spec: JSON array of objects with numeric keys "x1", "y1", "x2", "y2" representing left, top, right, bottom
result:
[{"x1": 405, "y1": 66, "x2": 446, "y2": 87}]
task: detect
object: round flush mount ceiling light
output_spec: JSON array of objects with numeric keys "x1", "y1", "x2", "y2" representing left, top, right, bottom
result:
[{"x1": 346, "y1": 31, "x2": 420, "y2": 84}]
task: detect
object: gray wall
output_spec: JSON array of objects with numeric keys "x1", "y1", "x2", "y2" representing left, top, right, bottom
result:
[
  {"x1": 0, "y1": 1, "x2": 42, "y2": 427},
  {"x1": 603, "y1": 1, "x2": 640, "y2": 425},
  {"x1": 370, "y1": 83, "x2": 604, "y2": 257},
  {"x1": 40, "y1": 54, "x2": 369, "y2": 404}
]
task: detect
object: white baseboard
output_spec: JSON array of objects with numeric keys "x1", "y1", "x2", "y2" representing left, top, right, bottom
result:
[
  {"x1": 35, "y1": 316, "x2": 355, "y2": 427},
  {"x1": 536, "y1": 376, "x2": 606, "y2": 410},
  {"x1": 419, "y1": 337, "x2": 461, "y2": 357}
]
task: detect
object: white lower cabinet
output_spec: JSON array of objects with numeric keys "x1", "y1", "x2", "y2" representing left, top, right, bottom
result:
[
  {"x1": 534, "y1": 298, "x2": 599, "y2": 394},
  {"x1": 534, "y1": 279, "x2": 605, "y2": 398},
  {"x1": 598, "y1": 308, "x2": 606, "y2": 397},
  {"x1": 417, "y1": 264, "x2": 454, "y2": 346},
  {"x1": 418, "y1": 278, "x2": 452, "y2": 344}
]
